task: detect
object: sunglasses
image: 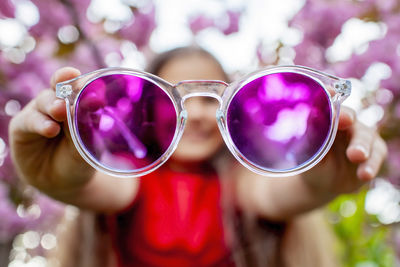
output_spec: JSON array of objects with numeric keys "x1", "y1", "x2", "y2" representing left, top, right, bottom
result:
[{"x1": 56, "y1": 65, "x2": 351, "y2": 178}]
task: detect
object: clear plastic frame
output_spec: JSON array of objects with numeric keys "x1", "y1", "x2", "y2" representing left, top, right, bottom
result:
[{"x1": 56, "y1": 65, "x2": 351, "y2": 178}]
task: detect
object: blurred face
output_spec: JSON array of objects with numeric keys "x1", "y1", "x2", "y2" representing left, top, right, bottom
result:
[{"x1": 157, "y1": 53, "x2": 226, "y2": 165}]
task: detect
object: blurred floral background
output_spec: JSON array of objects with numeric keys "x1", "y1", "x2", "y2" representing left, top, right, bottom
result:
[{"x1": 0, "y1": 0, "x2": 399, "y2": 266}]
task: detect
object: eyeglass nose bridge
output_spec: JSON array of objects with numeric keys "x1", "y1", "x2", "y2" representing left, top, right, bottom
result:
[{"x1": 174, "y1": 80, "x2": 228, "y2": 104}]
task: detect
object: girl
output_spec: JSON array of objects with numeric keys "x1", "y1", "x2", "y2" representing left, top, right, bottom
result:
[{"x1": 9, "y1": 46, "x2": 387, "y2": 266}]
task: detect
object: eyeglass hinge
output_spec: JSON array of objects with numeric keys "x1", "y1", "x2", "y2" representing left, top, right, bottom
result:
[
  {"x1": 333, "y1": 80, "x2": 351, "y2": 97},
  {"x1": 57, "y1": 84, "x2": 73, "y2": 98}
]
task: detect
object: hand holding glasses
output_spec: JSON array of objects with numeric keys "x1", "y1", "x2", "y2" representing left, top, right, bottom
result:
[{"x1": 56, "y1": 65, "x2": 351, "y2": 178}]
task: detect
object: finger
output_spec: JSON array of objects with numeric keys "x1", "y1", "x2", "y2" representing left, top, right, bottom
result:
[
  {"x1": 11, "y1": 106, "x2": 61, "y2": 140},
  {"x1": 346, "y1": 122, "x2": 375, "y2": 163},
  {"x1": 35, "y1": 89, "x2": 67, "y2": 122},
  {"x1": 50, "y1": 67, "x2": 81, "y2": 90},
  {"x1": 338, "y1": 106, "x2": 355, "y2": 130},
  {"x1": 357, "y1": 137, "x2": 387, "y2": 181}
]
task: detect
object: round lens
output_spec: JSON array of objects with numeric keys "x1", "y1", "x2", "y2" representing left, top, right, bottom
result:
[
  {"x1": 75, "y1": 74, "x2": 177, "y2": 172},
  {"x1": 227, "y1": 72, "x2": 332, "y2": 171}
]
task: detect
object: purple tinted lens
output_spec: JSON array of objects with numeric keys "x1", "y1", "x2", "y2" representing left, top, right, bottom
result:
[
  {"x1": 227, "y1": 72, "x2": 332, "y2": 171},
  {"x1": 75, "y1": 74, "x2": 177, "y2": 171}
]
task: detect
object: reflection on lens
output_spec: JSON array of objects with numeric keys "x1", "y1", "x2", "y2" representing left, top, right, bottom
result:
[
  {"x1": 75, "y1": 74, "x2": 177, "y2": 172},
  {"x1": 227, "y1": 72, "x2": 332, "y2": 171}
]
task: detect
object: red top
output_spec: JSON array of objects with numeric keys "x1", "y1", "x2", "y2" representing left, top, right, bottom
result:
[{"x1": 106, "y1": 166, "x2": 235, "y2": 267}]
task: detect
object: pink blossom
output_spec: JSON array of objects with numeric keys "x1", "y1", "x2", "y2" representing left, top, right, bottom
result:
[
  {"x1": 119, "y1": 4, "x2": 157, "y2": 49},
  {"x1": 1, "y1": 51, "x2": 59, "y2": 97},
  {"x1": 333, "y1": 15, "x2": 400, "y2": 94},
  {"x1": 189, "y1": 9, "x2": 242, "y2": 36},
  {"x1": 68, "y1": 0, "x2": 92, "y2": 13},
  {"x1": 293, "y1": 39, "x2": 327, "y2": 70},
  {"x1": 30, "y1": 0, "x2": 73, "y2": 38},
  {"x1": 219, "y1": 10, "x2": 241, "y2": 35},
  {"x1": 189, "y1": 14, "x2": 215, "y2": 35},
  {"x1": 0, "y1": 0, "x2": 15, "y2": 18},
  {"x1": 332, "y1": 53, "x2": 373, "y2": 79},
  {"x1": 290, "y1": 0, "x2": 360, "y2": 48}
]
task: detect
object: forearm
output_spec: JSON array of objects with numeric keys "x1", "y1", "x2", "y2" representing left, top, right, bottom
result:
[
  {"x1": 254, "y1": 175, "x2": 336, "y2": 221},
  {"x1": 14, "y1": 147, "x2": 138, "y2": 213},
  {"x1": 235, "y1": 165, "x2": 339, "y2": 222},
  {"x1": 41, "y1": 171, "x2": 139, "y2": 214}
]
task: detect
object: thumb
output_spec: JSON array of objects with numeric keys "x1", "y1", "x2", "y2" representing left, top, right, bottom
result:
[
  {"x1": 50, "y1": 67, "x2": 81, "y2": 90},
  {"x1": 338, "y1": 106, "x2": 355, "y2": 130}
]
